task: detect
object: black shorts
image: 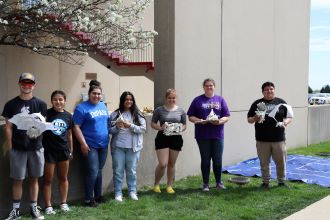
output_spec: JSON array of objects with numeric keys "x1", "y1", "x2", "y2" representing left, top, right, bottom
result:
[
  {"x1": 155, "y1": 131, "x2": 183, "y2": 151},
  {"x1": 44, "y1": 148, "x2": 71, "y2": 163}
]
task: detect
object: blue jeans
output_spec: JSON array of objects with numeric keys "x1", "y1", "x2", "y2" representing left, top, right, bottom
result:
[
  {"x1": 84, "y1": 147, "x2": 108, "y2": 201},
  {"x1": 196, "y1": 139, "x2": 224, "y2": 185},
  {"x1": 111, "y1": 147, "x2": 140, "y2": 196}
]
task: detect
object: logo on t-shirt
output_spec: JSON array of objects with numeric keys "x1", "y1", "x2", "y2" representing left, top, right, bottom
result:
[
  {"x1": 202, "y1": 102, "x2": 220, "y2": 110},
  {"x1": 90, "y1": 109, "x2": 108, "y2": 118},
  {"x1": 265, "y1": 103, "x2": 276, "y2": 114},
  {"x1": 21, "y1": 106, "x2": 30, "y2": 113},
  {"x1": 51, "y1": 119, "x2": 68, "y2": 135}
]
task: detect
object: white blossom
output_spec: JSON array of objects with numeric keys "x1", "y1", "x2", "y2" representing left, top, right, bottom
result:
[
  {"x1": 0, "y1": 0, "x2": 156, "y2": 64},
  {"x1": 40, "y1": 0, "x2": 49, "y2": 7},
  {"x1": 37, "y1": 9, "x2": 43, "y2": 16},
  {"x1": 50, "y1": 2, "x2": 57, "y2": 7}
]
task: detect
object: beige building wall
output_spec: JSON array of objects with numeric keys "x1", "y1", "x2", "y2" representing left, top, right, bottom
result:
[
  {"x1": 0, "y1": 46, "x2": 60, "y2": 110},
  {"x1": 0, "y1": 47, "x2": 154, "y2": 112},
  {"x1": 222, "y1": 0, "x2": 310, "y2": 152},
  {"x1": 155, "y1": 0, "x2": 311, "y2": 176}
]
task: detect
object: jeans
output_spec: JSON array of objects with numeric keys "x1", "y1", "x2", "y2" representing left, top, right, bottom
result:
[
  {"x1": 112, "y1": 147, "x2": 140, "y2": 196},
  {"x1": 84, "y1": 147, "x2": 108, "y2": 201},
  {"x1": 196, "y1": 139, "x2": 224, "y2": 185}
]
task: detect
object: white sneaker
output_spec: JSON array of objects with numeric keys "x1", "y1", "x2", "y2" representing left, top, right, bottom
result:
[
  {"x1": 129, "y1": 192, "x2": 139, "y2": 201},
  {"x1": 60, "y1": 203, "x2": 70, "y2": 212},
  {"x1": 115, "y1": 195, "x2": 123, "y2": 202},
  {"x1": 45, "y1": 206, "x2": 56, "y2": 215}
]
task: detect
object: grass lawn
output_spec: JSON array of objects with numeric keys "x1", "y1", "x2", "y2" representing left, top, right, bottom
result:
[{"x1": 21, "y1": 142, "x2": 330, "y2": 220}]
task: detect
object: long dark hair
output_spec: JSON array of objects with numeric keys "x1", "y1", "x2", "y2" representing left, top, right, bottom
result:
[{"x1": 115, "y1": 91, "x2": 144, "y2": 126}]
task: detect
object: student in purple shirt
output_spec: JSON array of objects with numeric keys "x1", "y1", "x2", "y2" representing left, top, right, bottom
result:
[{"x1": 187, "y1": 78, "x2": 230, "y2": 192}]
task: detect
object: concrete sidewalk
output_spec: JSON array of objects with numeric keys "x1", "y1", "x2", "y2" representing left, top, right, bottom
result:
[{"x1": 283, "y1": 195, "x2": 330, "y2": 220}]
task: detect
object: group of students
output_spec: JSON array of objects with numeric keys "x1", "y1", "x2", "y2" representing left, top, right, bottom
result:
[{"x1": 2, "y1": 73, "x2": 292, "y2": 220}]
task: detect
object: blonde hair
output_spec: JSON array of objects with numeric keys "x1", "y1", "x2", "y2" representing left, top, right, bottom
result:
[{"x1": 165, "y1": 88, "x2": 176, "y2": 98}]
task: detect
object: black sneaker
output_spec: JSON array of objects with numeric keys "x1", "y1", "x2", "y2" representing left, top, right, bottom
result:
[
  {"x1": 95, "y1": 196, "x2": 107, "y2": 203},
  {"x1": 278, "y1": 182, "x2": 289, "y2": 188},
  {"x1": 259, "y1": 183, "x2": 269, "y2": 189},
  {"x1": 5, "y1": 208, "x2": 20, "y2": 220},
  {"x1": 30, "y1": 205, "x2": 44, "y2": 220},
  {"x1": 84, "y1": 200, "x2": 98, "y2": 207}
]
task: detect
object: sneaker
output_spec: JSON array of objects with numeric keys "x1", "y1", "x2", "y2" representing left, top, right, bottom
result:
[
  {"x1": 216, "y1": 183, "x2": 226, "y2": 190},
  {"x1": 115, "y1": 195, "x2": 123, "y2": 202},
  {"x1": 202, "y1": 184, "x2": 210, "y2": 192},
  {"x1": 95, "y1": 196, "x2": 107, "y2": 203},
  {"x1": 166, "y1": 186, "x2": 175, "y2": 194},
  {"x1": 45, "y1": 206, "x2": 56, "y2": 215},
  {"x1": 30, "y1": 205, "x2": 45, "y2": 220},
  {"x1": 84, "y1": 200, "x2": 98, "y2": 207},
  {"x1": 5, "y1": 208, "x2": 20, "y2": 220},
  {"x1": 153, "y1": 185, "x2": 161, "y2": 193},
  {"x1": 60, "y1": 203, "x2": 70, "y2": 212},
  {"x1": 278, "y1": 182, "x2": 289, "y2": 188},
  {"x1": 259, "y1": 183, "x2": 270, "y2": 189},
  {"x1": 129, "y1": 192, "x2": 139, "y2": 201}
]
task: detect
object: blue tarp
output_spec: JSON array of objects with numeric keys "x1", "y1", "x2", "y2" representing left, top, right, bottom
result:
[{"x1": 222, "y1": 155, "x2": 330, "y2": 187}]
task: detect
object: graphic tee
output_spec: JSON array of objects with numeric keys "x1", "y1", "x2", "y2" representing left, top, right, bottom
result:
[
  {"x1": 247, "y1": 97, "x2": 288, "y2": 142},
  {"x1": 187, "y1": 94, "x2": 230, "y2": 140},
  {"x1": 73, "y1": 101, "x2": 109, "y2": 148},
  {"x1": 2, "y1": 96, "x2": 47, "y2": 151},
  {"x1": 43, "y1": 108, "x2": 73, "y2": 151}
]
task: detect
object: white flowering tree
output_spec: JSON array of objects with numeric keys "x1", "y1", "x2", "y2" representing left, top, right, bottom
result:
[{"x1": 0, "y1": 0, "x2": 157, "y2": 64}]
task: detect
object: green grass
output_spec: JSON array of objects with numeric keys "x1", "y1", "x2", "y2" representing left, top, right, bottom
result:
[
  {"x1": 21, "y1": 142, "x2": 330, "y2": 220},
  {"x1": 288, "y1": 141, "x2": 330, "y2": 157}
]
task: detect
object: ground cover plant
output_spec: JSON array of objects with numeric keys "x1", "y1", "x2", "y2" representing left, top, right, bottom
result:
[{"x1": 20, "y1": 142, "x2": 330, "y2": 220}]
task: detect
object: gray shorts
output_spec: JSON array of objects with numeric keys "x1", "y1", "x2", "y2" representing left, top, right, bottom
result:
[{"x1": 10, "y1": 148, "x2": 45, "y2": 180}]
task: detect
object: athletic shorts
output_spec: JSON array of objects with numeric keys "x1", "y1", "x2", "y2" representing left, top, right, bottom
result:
[
  {"x1": 44, "y1": 148, "x2": 71, "y2": 163},
  {"x1": 10, "y1": 148, "x2": 45, "y2": 180},
  {"x1": 155, "y1": 131, "x2": 183, "y2": 151}
]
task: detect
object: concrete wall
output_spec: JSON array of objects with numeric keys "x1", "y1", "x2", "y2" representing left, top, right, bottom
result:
[
  {"x1": 222, "y1": 0, "x2": 310, "y2": 152},
  {"x1": 308, "y1": 105, "x2": 330, "y2": 144}
]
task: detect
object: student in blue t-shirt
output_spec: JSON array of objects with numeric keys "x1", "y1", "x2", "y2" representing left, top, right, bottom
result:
[{"x1": 73, "y1": 80, "x2": 110, "y2": 207}]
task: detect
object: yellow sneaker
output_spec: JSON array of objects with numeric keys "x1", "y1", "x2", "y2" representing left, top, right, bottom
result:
[
  {"x1": 153, "y1": 185, "x2": 161, "y2": 193},
  {"x1": 166, "y1": 186, "x2": 175, "y2": 194}
]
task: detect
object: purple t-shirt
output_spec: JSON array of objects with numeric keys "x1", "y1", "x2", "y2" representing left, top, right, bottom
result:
[{"x1": 187, "y1": 94, "x2": 230, "y2": 140}]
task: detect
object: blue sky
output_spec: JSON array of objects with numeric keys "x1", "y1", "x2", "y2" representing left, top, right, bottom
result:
[{"x1": 309, "y1": 0, "x2": 330, "y2": 90}]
